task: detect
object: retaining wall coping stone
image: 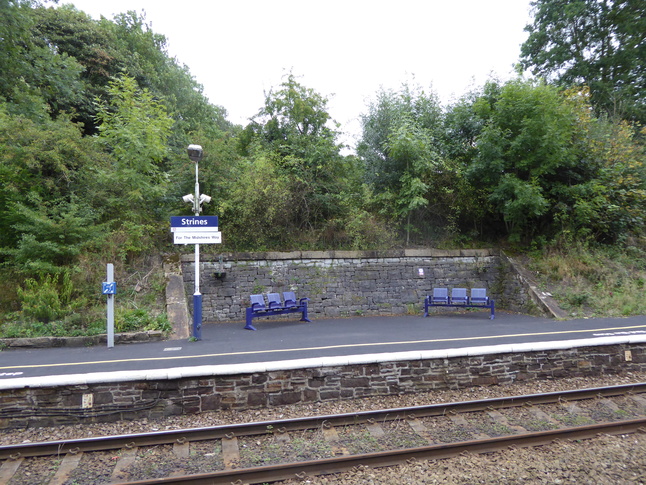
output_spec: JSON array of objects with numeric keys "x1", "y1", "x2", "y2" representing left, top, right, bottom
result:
[{"x1": 181, "y1": 248, "x2": 497, "y2": 263}]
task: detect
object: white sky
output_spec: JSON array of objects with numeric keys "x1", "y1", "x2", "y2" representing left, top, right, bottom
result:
[{"x1": 61, "y1": 0, "x2": 533, "y2": 148}]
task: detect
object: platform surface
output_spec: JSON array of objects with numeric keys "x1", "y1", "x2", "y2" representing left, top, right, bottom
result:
[{"x1": 1, "y1": 310, "x2": 645, "y2": 386}]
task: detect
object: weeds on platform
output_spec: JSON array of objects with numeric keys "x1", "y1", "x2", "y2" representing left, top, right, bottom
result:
[{"x1": 528, "y1": 240, "x2": 646, "y2": 318}]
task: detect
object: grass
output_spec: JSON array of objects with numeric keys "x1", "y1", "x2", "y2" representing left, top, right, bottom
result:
[{"x1": 527, "y1": 240, "x2": 646, "y2": 318}]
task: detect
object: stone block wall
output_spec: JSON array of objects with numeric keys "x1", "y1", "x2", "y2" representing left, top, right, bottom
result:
[
  {"x1": 1, "y1": 343, "x2": 643, "y2": 429},
  {"x1": 181, "y1": 249, "x2": 531, "y2": 323}
]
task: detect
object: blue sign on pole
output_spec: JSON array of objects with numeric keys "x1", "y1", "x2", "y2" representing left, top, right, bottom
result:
[
  {"x1": 170, "y1": 216, "x2": 218, "y2": 228},
  {"x1": 102, "y1": 282, "x2": 117, "y2": 295}
]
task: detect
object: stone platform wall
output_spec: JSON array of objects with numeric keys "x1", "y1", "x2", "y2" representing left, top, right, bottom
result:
[
  {"x1": 1, "y1": 343, "x2": 643, "y2": 429},
  {"x1": 181, "y1": 249, "x2": 534, "y2": 323}
]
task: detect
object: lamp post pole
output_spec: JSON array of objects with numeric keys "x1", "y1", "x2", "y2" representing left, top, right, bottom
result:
[
  {"x1": 193, "y1": 158, "x2": 202, "y2": 340},
  {"x1": 187, "y1": 144, "x2": 204, "y2": 340}
]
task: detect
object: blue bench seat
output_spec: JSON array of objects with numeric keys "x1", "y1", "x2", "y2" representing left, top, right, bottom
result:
[
  {"x1": 424, "y1": 288, "x2": 495, "y2": 319},
  {"x1": 245, "y1": 292, "x2": 311, "y2": 330}
]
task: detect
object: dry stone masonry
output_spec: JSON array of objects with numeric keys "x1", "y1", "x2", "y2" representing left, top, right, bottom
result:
[
  {"x1": 183, "y1": 249, "x2": 535, "y2": 323},
  {"x1": 1, "y1": 343, "x2": 643, "y2": 429}
]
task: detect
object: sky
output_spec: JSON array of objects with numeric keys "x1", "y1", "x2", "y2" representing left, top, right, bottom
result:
[{"x1": 62, "y1": 0, "x2": 534, "y2": 148}]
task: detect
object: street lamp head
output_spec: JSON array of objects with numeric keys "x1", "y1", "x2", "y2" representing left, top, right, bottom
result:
[
  {"x1": 182, "y1": 194, "x2": 195, "y2": 204},
  {"x1": 187, "y1": 144, "x2": 203, "y2": 162}
]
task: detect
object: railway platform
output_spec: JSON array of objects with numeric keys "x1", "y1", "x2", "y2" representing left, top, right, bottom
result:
[{"x1": 1, "y1": 311, "x2": 645, "y2": 389}]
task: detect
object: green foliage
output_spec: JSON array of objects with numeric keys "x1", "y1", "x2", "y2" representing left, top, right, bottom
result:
[
  {"x1": 219, "y1": 151, "x2": 297, "y2": 249},
  {"x1": 234, "y1": 74, "x2": 367, "y2": 248},
  {"x1": 103, "y1": 9, "x2": 231, "y2": 143},
  {"x1": 467, "y1": 80, "x2": 585, "y2": 242},
  {"x1": 564, "y1": 90, "x2": 646, "y2": 241},
  {"x1": 0, "y1": 109, "x2": 108, "y2": 269},
  {"x1": 94, "y1": 74, "x2": 173, "y2": 223},
  {"x1": 16, "y1": 271, "x2": 81, "y2": 323},
  {"x1": 520, "y1": 0, "x2": 646, "y2": 124},
  {"x1": 359, "y1": 83, "x2": 471, "y2": 245},
  {"x1": 28, "y1": 4, "x2": 120, "y2": 131},
  {"x1": 529, "y1": 240, "x2": 646, "y2": 317},
  {"x1": 358, "y1": 83, "x2": 444, "y2": 191},
  {"x1": 0, "y1": 314, "x2": 105, "y2": 339},
  {"x1": 115, "y1": 308, "x2": 171, "y2": 333},
  {"x1": 0, "y1": 0, "x2": 40, "y2": 113}
]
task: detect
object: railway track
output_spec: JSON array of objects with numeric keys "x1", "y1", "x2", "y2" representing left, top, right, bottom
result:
[{"x1": 1, "y1": 383, "x2": 645, "y2": 484}]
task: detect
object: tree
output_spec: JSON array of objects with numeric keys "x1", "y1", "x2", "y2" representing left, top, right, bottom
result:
[
  {"x1": 29, "y1": 4, "x2": 121, "y2": 131},
  {"x1": 465, "y1": 79, "x2": 645, "y2": 245},
  {"x1": 382, "y1": 116, "x2": 435, "y2": 244},
  {"x1": 467, "y1": 79, "x2": 583, "y2": 243},
  {"x1": 358, "y1": 84, "x2": 443, "y2": 190},
  {"x1": 520, "y1": 0, "x2": 646, "y2": 125},
  {"x1": 561, "y1": 88, "x2": 646, "y2": 242},
  {"x1": 358, "y1": 84, "x2": 448, "y2": 243},
  {"x1": 0, "y1": 0, "x2": 84, "y2": 122},
  {"x1": 104, "y1": 10, "x2": 232, "y2": 144},
  {"x1": 94, "y1": 74, "x2": 173, "y2": 224},
  {"x1": 241, "y1": 74, "x2": 360, "y2": 236},
  {"x1": 0, "y1": 106, "x2": 108, "y2": 273},
  {"x1": 0, "y1": 0, "x2": 33, "y2": 101}
]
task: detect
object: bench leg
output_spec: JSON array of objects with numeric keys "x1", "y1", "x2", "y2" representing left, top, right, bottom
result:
[
  {"x1": 300, "y1": 303, "x2": 311, "y2": 322},
  {"x1": 244, "y1": 308, "x2": 257, "y2": 331}
]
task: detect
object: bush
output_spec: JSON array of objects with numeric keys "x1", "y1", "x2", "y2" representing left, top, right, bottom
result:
[{"x1": 16, "y1": 272, "x2": 80, "y2": 323}]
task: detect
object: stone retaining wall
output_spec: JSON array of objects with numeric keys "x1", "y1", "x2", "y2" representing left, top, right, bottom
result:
[
  {"x1": 1, "y1": 343, "x2": 643, "y2": 430},
  {"x1": 183, "y1": 249, "x2": 535, "y2": 323}
]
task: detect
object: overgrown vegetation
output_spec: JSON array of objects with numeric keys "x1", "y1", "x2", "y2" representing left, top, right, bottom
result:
[
  {"x1": 0, "y1": 0, "x2": 644, "y2": 339},
  {"x1": 528, "y1": 238, "x2": 646, "y2": 318}
]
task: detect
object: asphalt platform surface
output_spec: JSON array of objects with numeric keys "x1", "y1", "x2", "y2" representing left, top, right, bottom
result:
[{"x1": 1, "y1": 311, "x2": 645, "y2": 384}]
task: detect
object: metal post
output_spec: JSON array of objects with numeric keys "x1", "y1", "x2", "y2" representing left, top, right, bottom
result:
[
  {"x1": 106, "y1": 263, "x2": 114, "y2": 348},
  {"x1": 192, "y1": 160, "x2": 202, "y2": 340}
]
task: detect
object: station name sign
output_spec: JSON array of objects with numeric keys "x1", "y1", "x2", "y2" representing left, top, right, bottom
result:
[
  {"x1": 170, "y1": 216, "x2": 218, "y2": 229},
  {"x1": 170, "y1": 216, "x2": 221, "y2": 244}
]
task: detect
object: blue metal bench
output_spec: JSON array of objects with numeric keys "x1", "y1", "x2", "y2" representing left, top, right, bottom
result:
[
  {"x1": 423, "y1": 287, "x2": 495, "y2": 319},
  {"x1": 245, "y1": 292, "x2": 311, "y2": 330}
]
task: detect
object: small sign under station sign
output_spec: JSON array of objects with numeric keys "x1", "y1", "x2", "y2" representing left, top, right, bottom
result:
[{"x1": 173, "y1": 232, "x2": 222, "y2": 244}]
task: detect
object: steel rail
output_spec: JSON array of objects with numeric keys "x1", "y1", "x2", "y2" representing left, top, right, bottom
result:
[
  {"x1": 117, "y1": 418, "x2": 646, "y2": 485},
  {"x1": 1, "y1": 382, "x2": 645, "y2": 460}
]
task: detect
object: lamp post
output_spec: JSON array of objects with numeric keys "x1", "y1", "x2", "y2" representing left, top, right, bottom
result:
[{"x1": 186, "y1": 144, "x2": 208, "y2": 340}]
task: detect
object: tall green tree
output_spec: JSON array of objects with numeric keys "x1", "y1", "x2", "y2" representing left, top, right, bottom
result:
[
  {"x1": 0, "y1": 107, "x2": 109, "y2": 273},
  {"x1": 467, "y1": 80, "x2": 582, "y2": 242},
  {"x1": 358, "y1": 84, "x2": 443, "y2": 190},
  {"x1": 466, "y1": 79, "x2": 645, "y2": 245},
  {"x1": 240, "y1": 74, "x2": 361, "y2": 237},
  {"x1": 561, "y1": 88, "x2": 646, "y2": 242},
  {"x1": 358, "y1": 84, "x2": 450, "y2": 243},
  {"x1": 104, "y1": 10, "x2": 232, "y2": 145},
  {"x1": 29, "y1": 4, "x2": 121, "y2": 131},
  {"x1": 0, "y1": 0, "x2": 34, "y2": 103},
  {"x1": 520, "y1": 0, "x2": 646, "y2": 124},
  {"x1": 0, "y1": 0, "x2": 84, "y2": 122},
  {"x1": 382, "y1": 116, "x2": 435, "y2": 244},
  {"x1": 26, "y1": 5, "x2": 230, "y2": 142},
  {"x1": 94, "y1": 74, "x2": 173, "y2": 225}
]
